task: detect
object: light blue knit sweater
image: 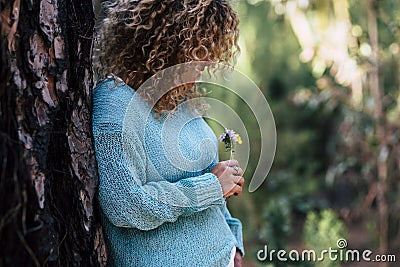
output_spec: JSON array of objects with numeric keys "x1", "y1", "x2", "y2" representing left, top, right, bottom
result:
[{"x1": 92, "y1": 78, "x2": 244, "y2": 267}]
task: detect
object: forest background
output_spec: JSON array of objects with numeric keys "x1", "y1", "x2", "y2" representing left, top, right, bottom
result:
[{"x1": 223, "y1": 1, "x2": 400, "y2": 266}]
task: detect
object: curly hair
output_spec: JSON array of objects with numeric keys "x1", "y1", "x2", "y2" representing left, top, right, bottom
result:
[{"x1": 94, "y1": 0, "x2": 240, "y2": 114}]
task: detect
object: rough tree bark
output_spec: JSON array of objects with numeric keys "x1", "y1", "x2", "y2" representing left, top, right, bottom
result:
[{"x1": 0, "y1": 0, "x2": 106, "y2": 266}]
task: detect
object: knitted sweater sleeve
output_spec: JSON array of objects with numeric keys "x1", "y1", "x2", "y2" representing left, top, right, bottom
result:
[
  {"x1": 93, "y1": 82, "x2": 225, "y2": 231},
  {"x1": 224, "y1": 204, "x2": 245, "y2": 256},
  {"x1": 94, "y1": 127, "x2": 225, "y2": 230}
]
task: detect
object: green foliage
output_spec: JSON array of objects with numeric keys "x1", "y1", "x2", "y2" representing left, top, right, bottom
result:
[
  {"x1": 233, "y1": 3, "x2": 341, "y2": 257},
  {"x1": 203, "y1": 0, "x2": 400, "y2": 265},
  {"x1": 259, "y1": 197, "x2": 291, "y2": 251},
  {"x1": 303, "y1": 210, "x2": 347, "y2": 267}
]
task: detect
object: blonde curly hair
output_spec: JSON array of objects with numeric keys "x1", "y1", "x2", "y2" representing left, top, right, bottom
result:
[{"x1": 95, "y1": 0, "x2": 240, "y2": 114}]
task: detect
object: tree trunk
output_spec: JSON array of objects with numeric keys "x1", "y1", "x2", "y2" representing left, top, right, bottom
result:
[
  {"x1": 0, "y1": 0, "x2": 106, "y2": 266},
  {"x1": 367, "y1": 1, "x2": 389, "y2": 266}
]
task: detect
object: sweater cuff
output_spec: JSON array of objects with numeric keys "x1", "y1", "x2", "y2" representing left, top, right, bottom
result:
[
  {"x1": 230, "y1": 223, "x2": 245, "y2": 257},
  {"x1": 192, "y1": 173, "x2": 225, "y2": 208}
]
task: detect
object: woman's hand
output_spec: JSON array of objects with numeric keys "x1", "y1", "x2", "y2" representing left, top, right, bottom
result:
[
  {"x1": 210, "y1": 160, "x2": 244, "y2": 198},
  {"x1": 234, "y1": 250, "x2": 242, "y2": 267}
]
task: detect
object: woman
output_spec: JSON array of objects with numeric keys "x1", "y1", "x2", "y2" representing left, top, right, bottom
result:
[{"x1": 93, "y1": 0, "x2": 245, "y2": 266}]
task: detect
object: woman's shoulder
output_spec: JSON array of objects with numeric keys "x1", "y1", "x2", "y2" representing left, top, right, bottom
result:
[
  {"x1": 92, "y1": 77, "x2": 137, "y2": 127},
  {"x1": 93, "y1": 76, "x2": 135, "y2": 100}
]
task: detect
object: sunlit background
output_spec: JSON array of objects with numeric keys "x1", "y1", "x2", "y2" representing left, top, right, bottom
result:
[{"x1": 211, "y1": 0, "x2": 400, "y2": 266}]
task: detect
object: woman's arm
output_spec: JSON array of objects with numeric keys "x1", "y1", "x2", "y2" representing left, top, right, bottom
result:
[{"x1": 94, "y1": 127, "x2": 225, "y2": 231}]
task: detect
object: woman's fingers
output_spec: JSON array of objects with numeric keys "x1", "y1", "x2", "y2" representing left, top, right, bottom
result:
[
  {"x1": 224, "y1": 184, "x2": 242, "y2": 198},
  {"x1": 232, "y1": 166, "x2": 243, "y2": 177},
  {"x1": 234, "y1": 184, "x2": 243, "y2": 196},
  {"x1": 235, "y1": 176, "x2": 245, "y2": 187},
  {"x1": 223, "y1": 177, "x2": 244, "y2": 198},
  {"x1": 226, "y1": 159, "x2": 239, "y2": 167},
  {"x1": 212, "y1": 160, "x2": 242, "y2": 177},
  {"x1": 211, "y1": 160, "x2": 245, "y2": 198}
]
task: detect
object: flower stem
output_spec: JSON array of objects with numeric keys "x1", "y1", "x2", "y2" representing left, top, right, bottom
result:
[{"x1": 230, "y1": 144, "x2": 236, "y2": 160}]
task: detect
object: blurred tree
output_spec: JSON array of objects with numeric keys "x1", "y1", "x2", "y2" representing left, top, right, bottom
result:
[
  {"x1": 286, "y1": 0, "x2": 397, "y2": 253},
  {"x1": 232, "y1": 1, "x2": 337, "y2": 261},
  {"x1": 231, "y1": 0, "x2": 399, "y2": 266},
  {"x1": 267, "y1": 0, "x2": 399, "y2": 265}
]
